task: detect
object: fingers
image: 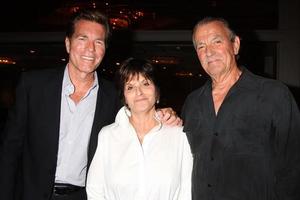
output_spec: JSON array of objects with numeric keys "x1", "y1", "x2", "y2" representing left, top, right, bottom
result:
[
  {"x1": 176, "y1": 118, "x2": 183, "y2": 126},
  {"x1": 156, "y1": 107, "x2": 182, "y2": 126},
  {"x1": 161, "y1": 111, "x2": 182, "y2": 127},
  {"x1": 156, "y1": 109, "x2": 164, "y2": 120},
  {"x1": 161, "y1": 112, "x2": 171, "y2": 122},
  {"x1": 166, "y1": 115, "x2": 183, "y2": 126}
]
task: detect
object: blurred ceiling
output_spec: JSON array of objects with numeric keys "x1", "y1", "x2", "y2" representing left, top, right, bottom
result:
[{"x1": 0, "y1": 0, "x2": 278, "y2": 32}]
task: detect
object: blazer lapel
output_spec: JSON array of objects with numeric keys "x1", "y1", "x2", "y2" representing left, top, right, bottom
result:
[
  {"x1": 42, "y1": 68, "x2": 64, "y2": 160},
  {"x1": 87, "y1": 77, "x2": 118, "y2": 167},
  {"x1": 88, "y1": 80, "x2": 106, "y2": 166}
]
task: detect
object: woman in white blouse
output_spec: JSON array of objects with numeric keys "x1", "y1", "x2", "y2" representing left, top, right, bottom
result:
[{"x1": 86, "y1": 58, "x2": 193, "y2": 200}]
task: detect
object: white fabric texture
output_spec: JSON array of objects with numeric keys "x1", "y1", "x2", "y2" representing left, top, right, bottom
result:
[{"x1": 86, "y1": 106, "x2": 193, "y2": 200}]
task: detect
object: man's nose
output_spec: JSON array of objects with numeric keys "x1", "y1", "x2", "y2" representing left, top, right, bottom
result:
[
  {"x1": 87, "y1": 41, "x2": 95, "y2": 51},
  {"x1": 205, "y1": 45, "x2": 214, "y2": 56}
]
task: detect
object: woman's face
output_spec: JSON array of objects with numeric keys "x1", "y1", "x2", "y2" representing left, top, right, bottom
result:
[{"x1": 124, "y1": 73, "x2": 157, "y2": 114}]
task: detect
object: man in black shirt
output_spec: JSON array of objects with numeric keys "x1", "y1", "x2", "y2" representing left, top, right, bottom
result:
[{"x1": 182, "y1": 17, "x2": 300, "y2": 200}]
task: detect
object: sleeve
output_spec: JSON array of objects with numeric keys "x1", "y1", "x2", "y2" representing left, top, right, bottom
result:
[
  {"x1": 86, "y1": 129, "x2": 108, "y2": 200},
  {"x1": 178, "y1": 133, "x2": 193, "y2": 200},
  {"x1": 0, "y1": 73, "x2": 28, "y2": 200},
  {"x1": 273, "y1": 86, "x2": 300, "y2": 200},
  {"x1": 181, "y1": 94, "x2": 190, "y2": 122}
]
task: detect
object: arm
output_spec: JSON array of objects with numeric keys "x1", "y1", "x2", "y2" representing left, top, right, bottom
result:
[
  {"x1": 0, "y1": 73, "x2": 28, "y2": 200},
  {"x1": 86, "y1": 129, "x2": 107, "y2": 200},
  {"x1": 179, "y1": 133, "x2": 193, "y2": 200},
  {"x1": 273, "y1": 86, "x2": 300, "y2": 200}
]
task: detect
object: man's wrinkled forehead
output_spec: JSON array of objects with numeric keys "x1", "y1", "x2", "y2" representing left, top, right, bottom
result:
[{"x1": 194, "y1": 21, "x2": 231, "y2": 39}]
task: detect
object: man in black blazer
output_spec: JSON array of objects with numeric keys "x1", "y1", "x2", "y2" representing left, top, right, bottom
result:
[{"x1": 0, "y1": 9, "x2": 180, "y2": 200}]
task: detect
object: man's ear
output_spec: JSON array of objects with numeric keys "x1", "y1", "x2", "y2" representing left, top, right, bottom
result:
[
  {"x1": 233, "y1": 36, "x2": 240, "y2": 55},
  {"x1": 65, "y1": 37, "x2": 70, "y2": 53}
]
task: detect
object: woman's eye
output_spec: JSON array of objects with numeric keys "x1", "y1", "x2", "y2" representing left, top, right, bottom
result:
[{"x1": 126, "y1": 86, "x2": 133, "y2": 90}]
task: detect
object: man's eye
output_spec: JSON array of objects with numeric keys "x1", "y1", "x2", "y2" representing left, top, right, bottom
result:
[
  {"x1": 213, "y1": 39, "x2": 222, "y2": 44},
  {"x1": 197, "y1": 45, "x2": 204, "y2": 50},
  {"x1": 95, "y1": 40, "x2": 104, "y2": 45},
  {"x1": 78, "y1": 37, "x2": 86, "y2": 41}
]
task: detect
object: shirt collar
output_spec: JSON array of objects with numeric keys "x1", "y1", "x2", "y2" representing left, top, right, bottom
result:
[
  {"x1": 233, "y1": 66, "x2": 260, "y2": 90},
  {"x1": 62, "y1": 65, "x2": 99, "y2": 96},
  {"x1": 205, "y1": 66, "x2": 259, "y2": 93},
  {"x1": 116, "y1": 106, "x2": 163, "y2": 132}
]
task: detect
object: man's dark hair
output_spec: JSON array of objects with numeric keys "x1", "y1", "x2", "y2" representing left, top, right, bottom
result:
[{"x1": 66, "y1": 9, "x2": 111, "y2": 46}]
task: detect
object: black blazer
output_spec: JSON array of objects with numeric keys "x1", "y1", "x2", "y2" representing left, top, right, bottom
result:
[{"x1": 0, "y1": 67, "x2": 121, "y2": 200}]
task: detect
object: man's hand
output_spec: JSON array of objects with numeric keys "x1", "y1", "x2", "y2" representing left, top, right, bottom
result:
[{"x1": 156, "y1": 107, "x2": 183, "y2": 126}]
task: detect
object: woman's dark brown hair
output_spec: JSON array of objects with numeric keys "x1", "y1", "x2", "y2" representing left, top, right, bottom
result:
[{"x1": 117, "y1": 57, "x2": 160, "y2": 107}]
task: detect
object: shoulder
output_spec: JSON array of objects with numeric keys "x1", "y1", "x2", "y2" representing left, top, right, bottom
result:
[
  {"x1": 250, "y1": 73, "x2": 291, "y2": 98},
  {"x1": 244, "y1": 70, "x2": 296, "y2": 108},
  {"x1": 98, "y1": 77, "x2": 116, "y2": 90},
  {"x1": 22, "y1": 67, "x2": 63, "y2": 79},
  {"x1": 181, "y1": 81, "x2": 208, "y2": 117},
  {"x1": 20, "y1": 67, "x2": 63, "y2": 85},
  {"x1": 98, "y1": 122, "x2": 120, "y2": 140},
  {"x1": 243, "y1": 68, "x2": 289, "y2": 93},
  {"x1": 159, "y1": 125, "x2": 190, "y2": 148},
  {"x1": 98, "y1": 107, "x2": 127, "y2": 138},
  {"x1": 14, "y1": 67, "x2": 64, "y2": 93},
  {"x1": 100, "y1": 122, "x2": 119, "y2": 133},
  {"x1": 184, "y1": 83, "x2": 207, "y2": 105},
  {"x1": 98, "y1": 77, "x2": 119, "y2": 97},
  {"x1": 161, "y1": 125, "x2": 185, "y2": 138}
]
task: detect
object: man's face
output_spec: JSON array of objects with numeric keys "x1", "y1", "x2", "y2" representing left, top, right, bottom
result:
[
  {"x1": 193, "y1": 21, "x2": 240, "y2": 79},
  {"x1": 65, "y1": 19, "x2": 106, "y2": 76}
]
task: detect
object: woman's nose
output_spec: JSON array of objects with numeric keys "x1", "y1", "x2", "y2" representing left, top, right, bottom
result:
[{"x1": 135, "y1": 87, "x2": 142, "y2": 95}]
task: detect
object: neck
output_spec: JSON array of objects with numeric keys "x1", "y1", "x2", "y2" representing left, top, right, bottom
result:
[
  {"x1": 212, "y1": 66, "x2": 241, "y2": 90},
  {"x1": 129, "y1": 108, "x2": 158, "y2": 143},
  {"x1": 67, "y1": 64, "x2": 95, "y2": 104},
  {"x1": 68, "y1": 64, "x2": 95, "y2": 92}
]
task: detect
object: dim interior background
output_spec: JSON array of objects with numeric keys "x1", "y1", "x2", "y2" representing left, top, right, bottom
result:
[{"x1": 0, "y1": 0, "x2": 300, "y2": 131}]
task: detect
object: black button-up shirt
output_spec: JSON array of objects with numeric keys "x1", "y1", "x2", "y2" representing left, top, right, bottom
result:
[{"x1": 182, "y1": 67, "x2": 300, "y2": 200}]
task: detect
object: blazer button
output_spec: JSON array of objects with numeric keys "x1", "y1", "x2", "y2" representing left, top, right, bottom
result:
[
  {"x1": 207, "y1": 184, "x2": 212, "y2": 187},
  {"x1": 214, "y1": 132, "x2": 218, "y2": 136}
]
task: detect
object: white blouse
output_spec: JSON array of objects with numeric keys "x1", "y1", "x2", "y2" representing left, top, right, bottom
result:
[{"x1": 86, "y1": 107, "x2": 193, "y2": 200}]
